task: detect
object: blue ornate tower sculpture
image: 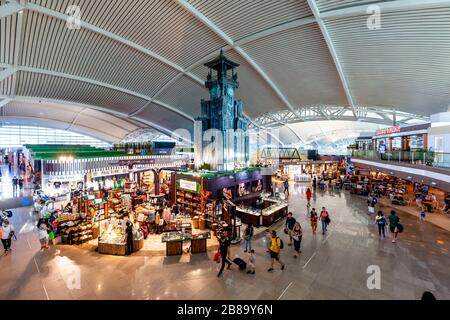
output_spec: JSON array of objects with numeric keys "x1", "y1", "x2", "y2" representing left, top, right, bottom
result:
[{"x1": 195, "y1": 50, "x2": 250, "y2": 171}]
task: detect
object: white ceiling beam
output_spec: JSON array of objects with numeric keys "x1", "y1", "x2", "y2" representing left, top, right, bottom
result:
[
  {"x1": 0, "y1": 66, "x2": 16, "y2": 82},
  {"x1": 0, "y1": 98, "x2": 12, "y2": 109},
  {"x1": 307, "y1": 0, "x2": 358, "y2": 119},
  {"x1": 0, "y1": 1, "x2": 24, "y2": 19},
  {"x1": 320, "y1": 0, "x2": 450, "y2": 21},
  {"x1": 177, "y1": 0, "x2": 297, "y2": 114},
  {"x1": 12, "y1": 65, "x2": 194, "y2": 121}
]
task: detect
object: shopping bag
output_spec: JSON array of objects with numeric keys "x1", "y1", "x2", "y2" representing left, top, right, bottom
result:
[
  {"x1": 213, "y1": 251, "x2": 221, "y2": 263},
  {"x1": 48, "y1": 231, "x2": 55, "y2": 241},
  {"x1": 368, "y1": 206, "x2": 375, "y2": 214}
]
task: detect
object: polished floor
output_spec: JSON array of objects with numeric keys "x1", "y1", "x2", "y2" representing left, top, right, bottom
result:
[{"x1": 0, "y1": 182, "x2": 449, "y2": 300}]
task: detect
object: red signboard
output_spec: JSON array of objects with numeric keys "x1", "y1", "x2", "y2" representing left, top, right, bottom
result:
[{"x1": 375, "y1": 126, "x2": 400, "y2": 136}]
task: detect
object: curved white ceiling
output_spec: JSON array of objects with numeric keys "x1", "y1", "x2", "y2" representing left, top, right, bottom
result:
[{"x1": 0, "y1": 0, "x2": 447, "y2": 144}]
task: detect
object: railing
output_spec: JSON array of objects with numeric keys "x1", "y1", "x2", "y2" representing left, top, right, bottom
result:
[{"x1": 351, "y1": 150, "x2": 450, "y2": 171}]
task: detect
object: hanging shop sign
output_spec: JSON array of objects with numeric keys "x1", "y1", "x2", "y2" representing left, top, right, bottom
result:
[
  {"x1": 48, "y1": 174, "x2": 84, "y2": 182},
  {"x1": 116, "y1": 159, "x2": 156, "y2": 166},
  {"x1": 91, "y1": 168, "x2": 129, "y2": 178},
  {"x1": 179, "y1": 179, "x2": 199, "y2": 192},
  {"x1": 375, "y1": 126, "x2": 400, "y2": 136}
]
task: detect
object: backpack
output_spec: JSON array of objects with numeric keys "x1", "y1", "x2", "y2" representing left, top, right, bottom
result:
[{"x1": 277, "y1": 237, "x2": 284, "y2": 249}]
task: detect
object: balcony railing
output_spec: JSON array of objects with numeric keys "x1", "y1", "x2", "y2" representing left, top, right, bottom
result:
[{"x1": 350, "y1": 150, "x2": 450, "y2": 172}]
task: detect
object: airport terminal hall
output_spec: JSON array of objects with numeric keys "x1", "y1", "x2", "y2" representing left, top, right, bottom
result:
[{"x1": 1, "y1": 0, "x2": 450, "y2": 303}]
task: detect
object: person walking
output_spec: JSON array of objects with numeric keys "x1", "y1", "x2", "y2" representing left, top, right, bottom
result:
[
  {"x1": 18, "y1": 176, "x2": 24, "y2": 191},
  {"x1": 292, "y1": 222, "x2": 302, "y2": 258},
  {"x1": 375, "y1": 210, "x2": 386, "y2": 238},
  {"x1": 388, "y1": 210, "x2": 401, "y2": 243},
  {"x1": 246, "y1": 249, "x2": 256, "y2": 274},
  {"x1": 264, "y1": 229, "x2": 271, "y2": 253},
  {"x1": 243, "y1": 223, "x2": 254, "y2": 253},
  {"x1": 285, "y1": 212, "x2": 296, "y2": 246},
  {"x1": 125, "y1": 221, "x2": 134, "y2": 255},
  {"x1": 268, "y1": 230, "x2": 285, "y2": 272},
  {"x1": 1, "y1": 219, "x2": 15, "y2": 254},
  {"x1": 12, "y1": 176, "x2": 18, "y2": 194},
  {"x1": 217, "y1": 234, "x2": 232, "y2": 277},
  {"x1": 283, "y1": 178, "x2": 289, "y2": 196},
  {"x1": 310, "y1": 208, "x2": 318, "y2": 235},
  {"x1": 38, "y1": 224, "x2": 49, "y2": 250},
  {"x1": 306, "y1": 188, "x2": 312, "y2": 205},
  {"x1": 320, "y1": 207, "x2": 330, "y2": 235},
  {"x1": 313, "y1": 176, "x2": 317, "y2": 189}
]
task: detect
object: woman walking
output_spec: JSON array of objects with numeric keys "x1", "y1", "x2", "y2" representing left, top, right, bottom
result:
[
  {"x1": 375, "y1": 210, "x2": 386, "y2": 238},
  {"x1": 292, "y1": 222, "x2": 302, "y2": 258},
  {"x1": 320, "y1": 207, "x2": 330, "y2": 235},
  {"x1": 306, "y1": 188, "x2": 312, "y2": 205}
]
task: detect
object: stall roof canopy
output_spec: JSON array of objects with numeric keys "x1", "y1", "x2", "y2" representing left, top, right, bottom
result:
[
  {"x1": 24, "y1": 144, "x2": 140, "y2": 160},
  {"x1": 0, "y1": 0, "x2": 447, "y2": 145}
]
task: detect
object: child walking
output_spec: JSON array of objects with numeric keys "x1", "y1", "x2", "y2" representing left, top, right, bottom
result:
[
  {"x1": 420, "y1": 206, "x2": 426, "y2": 221},
  {"x1": 247, "y1": 249, "x2": 256, "y2": 274},
  {"x1": 38, "y1": 224, "x2": 49, "y2": 250}
]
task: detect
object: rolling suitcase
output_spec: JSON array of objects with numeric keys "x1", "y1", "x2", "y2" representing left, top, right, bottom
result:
[{"x1": 233, "y1": 257, "x2": 247, "y2": 270}]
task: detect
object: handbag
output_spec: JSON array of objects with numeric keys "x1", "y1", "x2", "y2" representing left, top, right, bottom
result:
[
  {"x1": 396, "y1": 223, "x2": 404, "y2": 233},
  {"x1": 325, "y1": 216, "x2": 331, "y2": 224}
]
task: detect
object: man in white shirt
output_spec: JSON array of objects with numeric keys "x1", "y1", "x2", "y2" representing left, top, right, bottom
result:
[{"x1": 1, "y1": 219, "x2": 15, "y2": 253}]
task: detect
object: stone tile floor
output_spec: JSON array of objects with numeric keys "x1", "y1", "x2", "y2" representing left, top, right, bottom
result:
[{"x1": 0, "y1": 181, "x2": 449, "y2": 300}]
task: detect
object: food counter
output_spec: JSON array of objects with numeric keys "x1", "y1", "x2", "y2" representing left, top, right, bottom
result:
[{"x1": 98, "y1": 224, "x2": 127, "y2": 256}]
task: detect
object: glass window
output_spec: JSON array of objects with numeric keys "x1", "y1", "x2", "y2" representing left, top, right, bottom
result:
[{"x1": 0, "y1": 125, "x2": 110, "y2": 148}]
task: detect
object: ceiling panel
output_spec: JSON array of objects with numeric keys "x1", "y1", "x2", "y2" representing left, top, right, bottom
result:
[
  {"x1": 133, "y1": 102, "x2": 194, "y2": 135},
  {"x1": 29, "y1": 0, "x2": 226, "y2": 68},
  {"x1": 15, "y1": 71, "x2": 147, "y2": 114},
  {"x1": 154, "y1": 75, "x2": 208, "y2": 117},
  {"x1": 0, "y1": 13, "x2": 19, "y2": 65},
  {"x1": 241, "y1": 23, "x2": 348, "y2": 107},
  {"x1": 325, "y1": 6, "x2": 450, "y2": 116},
  {"x1": 187, "y1": 0, "x2": 313, "y2": 41},
  {"x1": 20, "y1": 10, "x2": 179, "y2": 98}
]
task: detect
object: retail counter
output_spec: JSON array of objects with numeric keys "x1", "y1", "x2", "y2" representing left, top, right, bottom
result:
[
  {"x1": 236, "y1": 197, "x2": 288, "y2": 227},
  {"x1": 161, "y1": 231, "x2": 211, "y2": 256}
]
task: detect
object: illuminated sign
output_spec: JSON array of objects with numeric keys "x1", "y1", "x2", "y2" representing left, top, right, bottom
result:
[
  {"x1": 179, "y1": 179, "x2": 198, "y2": 192},
  {"x1": 375, "y1": 126, "x2": 400, "y2": 136}
]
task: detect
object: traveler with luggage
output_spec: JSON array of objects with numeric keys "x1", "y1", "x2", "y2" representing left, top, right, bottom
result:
[{"x1": 217, "y1": 234, "x2": 232, "y2": 277}]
